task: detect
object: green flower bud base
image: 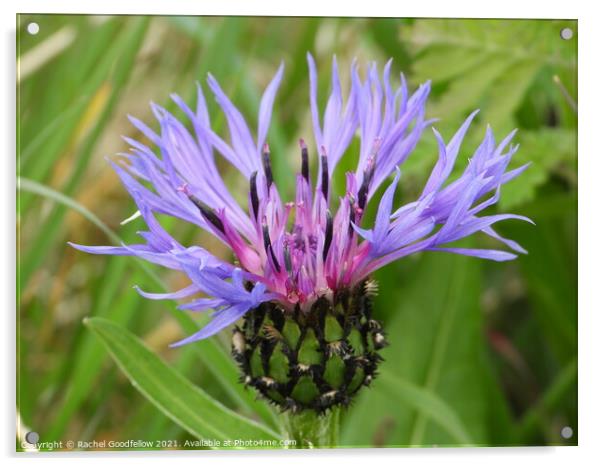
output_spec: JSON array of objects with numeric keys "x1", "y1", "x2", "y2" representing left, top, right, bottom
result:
[
  {"x1": 232, "y1": 280, "x2": 386, "y2": 415},
  {"x1": 282, "y1": 407, "x2": 341, "y2": 448}
]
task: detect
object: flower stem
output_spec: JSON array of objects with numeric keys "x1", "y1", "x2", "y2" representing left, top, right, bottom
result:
[{"x1": 281, "y1": 408, "x2": 340, "y2": 449}]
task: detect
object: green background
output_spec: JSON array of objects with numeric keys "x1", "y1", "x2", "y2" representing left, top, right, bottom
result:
[{"x1": 17, "y1": 15, "x2": 577, "y2": 449}]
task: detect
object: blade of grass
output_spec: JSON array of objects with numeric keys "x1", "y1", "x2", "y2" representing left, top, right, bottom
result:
[
  {"x1": 18, "y1": 17, "x2": 120, "y2": 190},
  {"x1": 342, "y1": 251, "x2": 494, "y2": 447},
  {"x1": 17, "y1": 26, "x2": 77, "y2": 82},
  {"x1": 517, "y1": 358, "x2": 577, "y2": 441},
  {"x1": 85, "y1": 317, "x2": 280, "y2": 444},
  {"x1": 378, "y1": 370, "x2": 474, "y2": 445},
  {"x1": 18, "y1": 177, "x2": 119, "y2": 242},
  {"x1": 19, "y1": 95, "x2": 88, "y2": 167},
  {"x1": 407, "y1": 253, "x2": 472, "y2": 445},
  {"x1": 43, "y1": 258, "x2": 142, "y2": 439},
  {"x1": 132, "y1": 345, "x2": 200, "y2": 442},
  {"x1": 19, "y1": 178, "x2": 278, "y2": 431},
  {"x1": 19, "y1": 17, "x2": 150, "y2": 286}
]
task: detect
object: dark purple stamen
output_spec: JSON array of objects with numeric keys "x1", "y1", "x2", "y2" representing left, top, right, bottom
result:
[
  {"x1": 348, "y1": 197, "x2": 355, "y2": 237},
  {"x1": 357, "y1": 162, "x2": 375, "y2": 211},
  {"x1": 262, "y1": 222, "x2": 281, "y2": 273},
  {"x1": 323, "y1": 210, "x2": 333, "y2": 262},
  {"x1": 188, "y1": 194, "x2": 225, "y2": 233},
  {"x1": 250, "y1": 171, "x2": 259, "y2": 220},
  {"x1": 320, "y1": 152, "x2": 329, "y2": 200},
  {"x1": 357, "y1": 141, "x2": 381, "y2": 210},
  {"x1": 283, "y1": 245, "x2": 293, "y2": 274},
  {"x1": 262, "y1": 144, "x2": 273, "y2": 189},
  {"x1": 300, "y1": 139, "x2": 309, "y2": 182}
]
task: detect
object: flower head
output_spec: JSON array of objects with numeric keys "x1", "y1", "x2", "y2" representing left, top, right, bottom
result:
[{"x1": 70, "y1": 54, "x2": 531, "y2": 347}]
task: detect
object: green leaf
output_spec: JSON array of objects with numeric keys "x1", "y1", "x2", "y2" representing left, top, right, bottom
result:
[
  {"x1": 413, "y1": 46, "x2": 489, "y2": 83},
  {"x1": 44, "y1": 258, "x2": 140, "y2": 439},
  {"x1": 403, "y1": 252, "x2": 486, "y2": 446},
  {"x1": 19, "y1": 16, "x2": 151, "y2": 287},
  {"x1": 342, "y1": 250, "x2": 513, "y2": 446},
  {"x1": 19, "y1": 176, "x2": 278, "y2": 431},
  {"x1": 404, "y1": 19, "x2": 577, "y2": 155},
  {"x1": 377, "y1": 370, "x2": 473, "y2": 445},
  {"x1": 85, "y1": 317, "x2": 280, "y2": 445},
  {"x1": 188, "y1": 331, "x2": 280, "y2": 430},
  {"x1": 17, "y1": 177, "x2": 119, "y2": 243},
  {"x1": 517, "y1": 358, "x2": 577, "y2": 442},
  {"x1": 429, "y1": 54, "x2": 513, "y2": 119},
  {"x1": 404, "y1": 19, "x2": 576, "y2": 70},
  {"x1": 498, "y1": 128, "x2": 576, "y2": 209},
  {"x1": 391, "y1": 20, "x2": 576, "y2": 211},
  {"x1": 502, "y1": 217, "x2": 577, "y2": 363},
  {"x1": 482, "y1": 59, "x2": 542, "y2": 129}
]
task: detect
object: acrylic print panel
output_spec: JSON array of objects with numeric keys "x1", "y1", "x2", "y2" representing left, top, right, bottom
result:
[{"x1": 16, "y1": 15, "x2": 577, "y2": 451}]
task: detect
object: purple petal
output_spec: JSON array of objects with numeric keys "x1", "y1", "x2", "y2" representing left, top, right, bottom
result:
[
  {"x1": 427, "y1": 247, "x2": 518, "y2": 262},
  {"x1": 323, "y1": 56, "x2": 343, "y2": 150},
  {"x1": 372, "y1": 168, "x2": 400, "y2": 245},
  {"x1": 483, "y1": 226, "x2": 528, "y2": 254},
  {"x1": 362, "y1": 237, "x2": 435, "y2": 276},
  {"x1": 195, "y1": 82, "x2": 210, "y2": 126},
  {"x1": 257, "y1": 62, "x2": 285, "y2": 151},
  {"x1": 436, "y1": 175, "x2": 486, "y2": 240},
  {"x1": 388, "y1": 216, "x2": 436, "y2": 249},
  {"x1": 306, "y1": 52, "x2": 323, "y2": 150},
  {"x1": 121, "y1": 246, "x2": 183, "y2": 270},
  {"x1": 501, "y1": 163, "x2": 531, "y2": 184},
  {"x1": 177, "y1": 297, "x2": 225, "y2": 312},
  {"x1": 128, "y1": 114, "x2": 162, "y2": 147},
  {"x1": 134, "y1": 284, "x2": 198, "y2": 300},
  {"x1": 421, "y1": 110, "x2": 479, "y2": 198},
  {"x1": 441, "y1": 213, "x2": 534, "y2": 244},
  {"x1": 350, "y1": 222, "x2": 374, "y2": 243},
  {"x1": 169, "y1": 302, "x2": 251, "y2": 346},
  {"x1": 68, "y1": 242, "x2": 135, "y2": 256},
  {"x1": 207, "y1": 73, "x2": 259, "y2": 176}
]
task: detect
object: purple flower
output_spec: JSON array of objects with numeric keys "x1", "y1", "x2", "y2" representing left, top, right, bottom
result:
[{"x1": 70, "y1": 54, "x2": 532, "y2": 346}]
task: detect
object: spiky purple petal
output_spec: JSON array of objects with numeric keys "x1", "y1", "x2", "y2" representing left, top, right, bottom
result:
[{"x1": 71, "y1": 57, "x2": 531, "y2": 346}]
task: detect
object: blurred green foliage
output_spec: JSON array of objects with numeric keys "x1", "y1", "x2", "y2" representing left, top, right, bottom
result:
[{"x1": 17, "y1": 15, "x2": 577, "y2": 449}]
